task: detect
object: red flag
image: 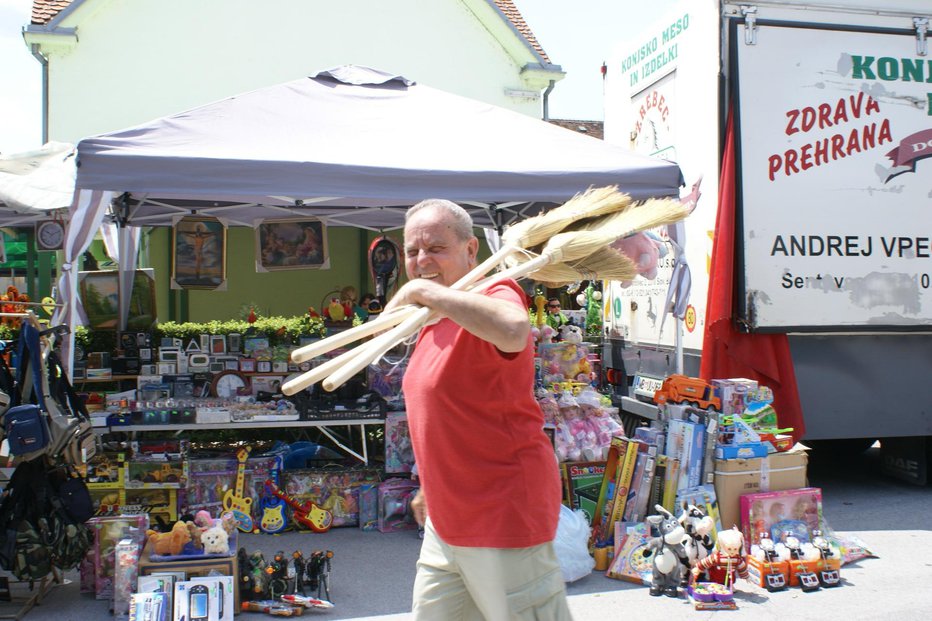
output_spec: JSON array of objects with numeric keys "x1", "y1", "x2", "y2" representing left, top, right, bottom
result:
[{"x1": 700, "y1": 109, "x2": 805, "y2": 442}]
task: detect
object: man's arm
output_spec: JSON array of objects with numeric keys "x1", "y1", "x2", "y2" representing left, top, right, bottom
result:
[{"x1": 386, "y1": 279, "x2": 529, "y2": 352}]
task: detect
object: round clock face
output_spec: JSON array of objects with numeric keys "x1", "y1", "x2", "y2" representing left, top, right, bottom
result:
[
  {"x1": 211, "y1": 370, "x2": 249, "y2": 399},
  {"x1": 36, "y1": 220, "x2": 65, "y2": 250}
]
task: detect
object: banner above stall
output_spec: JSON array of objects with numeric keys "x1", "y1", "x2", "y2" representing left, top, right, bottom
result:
[{"x1": 75, "y1": 65, "x2": 683, "y2": 232}]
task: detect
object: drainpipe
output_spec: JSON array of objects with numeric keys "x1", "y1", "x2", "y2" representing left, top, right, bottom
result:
[
  {"x1": 29, "y1": 43, "x2": 49, "y2": 143},
  {"x1": 542, "y1": 79, "x2": 555, "y2": 121}
]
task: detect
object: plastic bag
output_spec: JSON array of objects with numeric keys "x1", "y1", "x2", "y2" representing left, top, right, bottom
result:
[{"x1": 553, "y1": 505, "x2": 595, "y2": 582}]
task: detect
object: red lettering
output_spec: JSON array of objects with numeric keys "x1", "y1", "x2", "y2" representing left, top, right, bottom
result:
[
  {"x1": 846, "y1": 128, "x2": 862, "y2": 155},
  {"x1": 849, "y1": 92, "x2": 864, "y2": 118},
  {"x1": 878, "y1": 117, "x2": 892, "y2": 143},
  {"x1": 818, "y1": 103, "x2": 833, "y2": 129},
  {"x1": 785, "y1": 149, "x2": 799, "y2": 175},
  {"x1": 862, "y1": 122, "x2": 875, "y2": 149},
  {"x1": 801, "y1": 107, "x2": 816, "y2": 132},
  {"x1": 800, "y1": 144, "x2": 813, "y2": 170},
  {"x1": 866, "y1": 96, "x2": 880, "y2": 115},
  {"x1": 785, "y1": 109, "x2": 800, "y2": 136},
  {"x1": 768, "y1": 155, "x2": 782, "y2": 181},
  {"x1": 833, "y1": 98, "x2": 849, "y2": 124},
  {"x1": 831, "y1": 134, "x2": 846, "y2": 159},
  {"x1": 814, "y1": 138, "x2": 828, "y2": 165}
]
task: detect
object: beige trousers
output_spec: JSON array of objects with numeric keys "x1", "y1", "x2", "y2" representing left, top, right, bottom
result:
[{"x1": 412, "y1": 520, "x2": 573, "y2": 621}]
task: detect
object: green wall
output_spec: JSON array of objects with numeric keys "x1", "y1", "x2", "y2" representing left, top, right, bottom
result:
[{"x1": 148, "y1": 226, "x2": 407, "y2": 323}]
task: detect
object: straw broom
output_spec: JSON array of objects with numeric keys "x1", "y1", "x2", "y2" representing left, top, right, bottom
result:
[
  {"x1": 286, "y1": 186, "x2": 632, "y2": 367},
  {"x1": 319, "y1": 197, "x2": 689, "y2": 392}
]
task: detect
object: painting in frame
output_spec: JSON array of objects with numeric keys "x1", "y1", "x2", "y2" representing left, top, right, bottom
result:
[
  {"x1": 171, "y1": 216, "x2": 226, "y2": 289},
  {"x1": 77, "y1": 268, "x2": 157, "y2": 331},
  {"x1": 255, "y1": 218, "x2": 328, "y2": 271}
]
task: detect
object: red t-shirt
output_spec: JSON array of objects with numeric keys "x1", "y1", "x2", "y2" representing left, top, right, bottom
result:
[{"x1": 402, "y1": 279, "x2": 561, "y2": 548}]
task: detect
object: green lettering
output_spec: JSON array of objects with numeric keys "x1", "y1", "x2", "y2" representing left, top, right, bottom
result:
[{"x1": 851, "y1": 55, "x2": 875, "y2": 79}]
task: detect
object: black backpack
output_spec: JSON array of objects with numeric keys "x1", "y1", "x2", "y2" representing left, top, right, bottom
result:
[{"x1": 0, "y1": 459, "x2": 93, "y2": 581}]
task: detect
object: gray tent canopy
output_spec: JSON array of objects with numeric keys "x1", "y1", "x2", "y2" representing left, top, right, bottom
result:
[{"x1": 75, "y1": 65, "x2": 683, "y2": 232}]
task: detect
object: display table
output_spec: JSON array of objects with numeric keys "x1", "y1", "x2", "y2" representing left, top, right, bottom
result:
[
  {"x1": 136, "y1": 541, "x2": 240, "y2": 610},
  {"x1": 94, "y1": 418, "x2": 386, "y2": 464}
]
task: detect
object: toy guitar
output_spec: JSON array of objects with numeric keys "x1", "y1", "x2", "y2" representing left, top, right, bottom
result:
[
  {"x1": 264, "y1": 479, "x2": 333, "y2": 533},
  {"x1": 222, "y1": 446, "x2": 255, "y2": 533},
  {"x1": 259, "y1": 469, "x2": 288, "y2": 534}
]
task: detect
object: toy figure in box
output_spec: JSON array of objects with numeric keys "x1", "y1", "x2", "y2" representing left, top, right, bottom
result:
[
  {"x1": 385, "y1": 411, "x2": 415, "y2": 473},
  {"x1": 692, "y1": 527, "x2": 748, "y2": 586}
]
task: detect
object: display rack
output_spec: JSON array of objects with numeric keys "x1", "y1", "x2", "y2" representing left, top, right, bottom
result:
[{"x1": 94, "y1": 417, "x2": 386, "y2": 464}]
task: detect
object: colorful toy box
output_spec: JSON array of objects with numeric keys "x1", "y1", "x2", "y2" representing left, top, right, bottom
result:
[
  {"x1": 123, "y1": 487, "x2": 180, "y2": 524},
  {"x1": 357, "y1": 482, "x2": 379, "y2": 531},
  {"x1": 561, "y1": 460, "x2": 606, "y2": 525},
  {"x1": 384, "y1": 411, "x2": 415, "y2": 473},
  {"x1": 183, "y1": 454, "x2": 281, "y2": 518},
  {"x1": 282, "y1": 467, "x2": 381, "y2": 527},
  {"x1": 377, "y1": 477, "x2": 419, "y2": 533},
  {"x1": 739, "y1": 487, "x2": 823, "y2": 548},
  {"x1": 746, "y1": 555, "x2": 789, "y2": 591},
  {"x1": 87, "y1": 515, "x2": 150, "y2": 600},
  {"x1": 539, "y1": 342, "x2": 591, "y2": 388},
  {"x1": 125, "y1": 459, "x2": 187, "y2": 489}
]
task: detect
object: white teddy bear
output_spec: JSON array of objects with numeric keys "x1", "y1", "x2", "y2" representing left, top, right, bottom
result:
[{"x1": 559, "y1": 324, "x2": 583, "y2": 344}]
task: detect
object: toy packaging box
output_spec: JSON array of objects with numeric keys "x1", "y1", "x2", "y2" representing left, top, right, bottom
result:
[
  {"x1": 113, "y1": 538, "x2": 142, "y2": 620},
  {"x1": 384, "y1": 411, "x2": 415, "y2": 473},
  {"x1": 191, "y1": 575, "x2": 234, "y2": 621},
  {"x1": 183, "y1": 454, "x2": 281, "y2": 518},
  {"x1": 125, "y1": 459, "x2": 187, "y2": 489},
  {"x1": 377, "y1": 477, "x2": 419, "y2": 533},
  {"x1": 137, "y1": 540, "x2": 240, "y2": 610},
  {"x1": 561, "y1": 460, "x2": 606, "y2": 525},
  {"x1": 367, "y1": 355, "x2": 407, "y2": 408},
  {"x1": 123, "y1": 487, "x2": 179, "y2": 524},
  {"x1": 88, "y1": 515, "x2": 150, "y2": 600},
  {"x1": 538, "y1": 341, "x2": 591, "y2": 387},
  {"x1": 714, "y1": 445, "x2": 809, "y2": 531},
  {"x1": 282, "y1": 467, "x2": 381, "y2": 527},
  {"x1": 605, "y1": 521, "x2": 652, "y2": 585},
  {"x1": 358, "y1": 483, "x2": 379, "y2": 531},
  {"x1": 740, "y1": 487, "x2": 824, "y2": 548}
]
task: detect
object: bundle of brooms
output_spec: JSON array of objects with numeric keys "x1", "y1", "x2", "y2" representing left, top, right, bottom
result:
[{"x1": 281, "y1": 186, "x2": 689, "y2": 396}]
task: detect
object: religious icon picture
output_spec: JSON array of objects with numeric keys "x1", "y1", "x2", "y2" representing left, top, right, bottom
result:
[
  {"x1": 255, "y1": 218, "x2": 328, "y2": 271},
  {"x1": 171, "y1": 216, "x2": 226, "y2": 289}
]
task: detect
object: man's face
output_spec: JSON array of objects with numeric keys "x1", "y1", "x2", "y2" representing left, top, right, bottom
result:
[
  {"x1": 404, "y1": 207, "x2": 478, "y2": 288},
  {"x1": 547, "y1": 300, "x2": 562, "y2": 315}
]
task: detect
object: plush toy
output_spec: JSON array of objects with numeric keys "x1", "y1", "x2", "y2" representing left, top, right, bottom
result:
[
  {"x1": 559, "y1": 324, "x2": 583, "y2": 344},
  {"x1": 643, "y1": 505, "x2": 689, "y2": 597},
  {"x1": 186, "y1": 521, "x2": 204, "y2": 551},
  {"x1": 678, "y1": 502, "x2": 716, "y2": 580},
  {"x1": 219, "y1": 511, "x2": 238, "y2": 537},
  {"x1": 194, "y1": 510, "x2": 214, "y2": 529},
  {"x1": 611, "y1": 231, "x2": 667, "y2": 286},
  {"x1": 202, "y1": 524, "x2": 230, "y2": 555},
  {"x1": 147, "y1": 521, "x2": 192, "y2": 556}
]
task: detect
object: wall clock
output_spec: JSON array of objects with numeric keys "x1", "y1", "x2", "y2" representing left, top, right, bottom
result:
[
  {"x1": 36, "y1": 220, "x2": 66, "y2": 251},
  {"x1": 210, "y1": 370, "x2": 250, "y2": 399}
]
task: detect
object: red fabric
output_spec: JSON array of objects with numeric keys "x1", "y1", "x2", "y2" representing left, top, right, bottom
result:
[
  {"x1": 402, "y1": 279, "x2": 562, "y2": 548},
  {"x1": 699, "y1": 110, "x2": 806, "y2": 442}
]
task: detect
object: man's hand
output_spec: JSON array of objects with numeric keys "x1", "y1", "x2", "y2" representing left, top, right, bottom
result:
[{"x1": 411, "y1": 489, "x2": 427, "y2": 526}]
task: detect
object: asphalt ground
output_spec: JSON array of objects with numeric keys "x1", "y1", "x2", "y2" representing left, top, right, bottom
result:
[{"x1": 5, "y1": 444, "x2": 930, "y2": 620}]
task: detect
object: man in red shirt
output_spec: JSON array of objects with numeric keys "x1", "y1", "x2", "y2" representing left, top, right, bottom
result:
[{"x1": 387, "y1": 199, "x2": 570, "y2": 620}]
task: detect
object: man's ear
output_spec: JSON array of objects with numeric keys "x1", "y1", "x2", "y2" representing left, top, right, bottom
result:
[{"x1": 466, "y1": 237, "x2": 479, "y2": 264}]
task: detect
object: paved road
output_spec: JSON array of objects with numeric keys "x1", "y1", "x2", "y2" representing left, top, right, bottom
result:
[{"x1": 7, "y1": 445, "x2": 930, "y2": 620}]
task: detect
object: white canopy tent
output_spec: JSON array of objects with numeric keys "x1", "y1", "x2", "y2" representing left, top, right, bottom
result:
[{"x1": 61, "y1": 65, "x2": 683, "y2": 371}]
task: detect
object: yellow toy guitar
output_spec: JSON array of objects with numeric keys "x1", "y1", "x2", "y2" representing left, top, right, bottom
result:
[{"x1": 222, "y1": 447, "x2": 255, "y2": 533}]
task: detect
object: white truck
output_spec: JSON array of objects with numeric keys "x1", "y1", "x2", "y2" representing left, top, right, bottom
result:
[{"x1": 602, "y1": 0, "x2": 932, "y2": 478}]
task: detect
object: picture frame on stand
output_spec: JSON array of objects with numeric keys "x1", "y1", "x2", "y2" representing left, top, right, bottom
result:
[
  {"x1": 255, "y1": 218, "x2": 328, "y2": 271},
  {"x1": 171, "y1": 216, "x2": 226, "y2": 290}
]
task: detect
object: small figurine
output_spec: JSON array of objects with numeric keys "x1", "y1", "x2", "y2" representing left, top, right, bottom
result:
[
  {"x1": 304, "y1": 550, "x2": 333, "y2": 602},
  {"x1": 692, "y1": 527, "x2": 748, "y2": 587},
  {"x1": 266, "y1": 550, "x2": 289, "y2": 599},
  {"x1": 643, "y1": 505, "x2": 689, "y2": 597}
]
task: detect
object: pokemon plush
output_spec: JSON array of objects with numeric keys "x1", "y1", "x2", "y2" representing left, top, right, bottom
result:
[
  {"x1": 201, "y1": 524, "x2": 230, "y2": 555},
  {"x1": 611, "y1": 231, "x2": 667, "y2": 286},
  {"x1": 147, "y1": 521, "x2": 192, "y2": 556}
]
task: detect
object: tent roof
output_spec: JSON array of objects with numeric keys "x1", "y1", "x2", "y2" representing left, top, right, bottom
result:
[
  {"x1": 0, "y1": 141, "x2": 75, "y2": 225},
  {"x1": 76, "y1": 65, "x2": 682, "y2": 230}
]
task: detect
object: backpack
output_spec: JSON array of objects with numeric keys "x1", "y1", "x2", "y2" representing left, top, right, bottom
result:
[{"x1": 0, "y1": 459, "x2": 93, "y2": 581}]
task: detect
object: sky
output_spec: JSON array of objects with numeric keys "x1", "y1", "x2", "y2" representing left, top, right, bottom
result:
[{"x1": 0, "y1": 0, "x2": 682, "y2": 154}]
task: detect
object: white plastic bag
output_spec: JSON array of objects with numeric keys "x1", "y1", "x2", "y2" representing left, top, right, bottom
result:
[{"x1": 553, "y1": 505, "x2": 595, "y2": 582}]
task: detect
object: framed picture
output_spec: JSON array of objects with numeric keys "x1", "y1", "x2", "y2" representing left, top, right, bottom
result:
[
  {"x1": 199, "y1": 334, "x2": 210, "y2": 352},
  {"x1": 139, "y1": 348, "x2": 152, "y2": 361},
  {"x1": 210, "y1": 335, "x2": 227, "y2": 355},
  {"x1": 127, "y1": 269, "x2": 158, "y2": 330},
  {"x1": 250, "y1": 375, "x2": 283, "y2": 396},
  {"x1": 78, "y1": 271, "x2": 119, "y2": 329},
  {"x1": 227, "y1": 333, "x2": 242, "y2": 353},
  {"x1": 255, "y1": 218, "x2": 328, "y2": 271},
  {"x1": 171, "y1": 216, "x2": 226, "y2": 289},
  {"x1": 239, "y1": 358, "x2": 256, "y2": 373},
  {"x1": 244, "y1": 337, "x2": 270, "y2": 359},
  {"x1": 256, "y1": 360, "x2": 272, "y2": 373}
]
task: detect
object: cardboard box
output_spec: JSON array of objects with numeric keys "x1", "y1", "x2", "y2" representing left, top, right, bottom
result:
[
  {"x1": 713, "y1": 445, "x2": 808, "y2": 531},
  {"x1": 136, "y1": 540, "x2": 240, "y2": 611}
]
